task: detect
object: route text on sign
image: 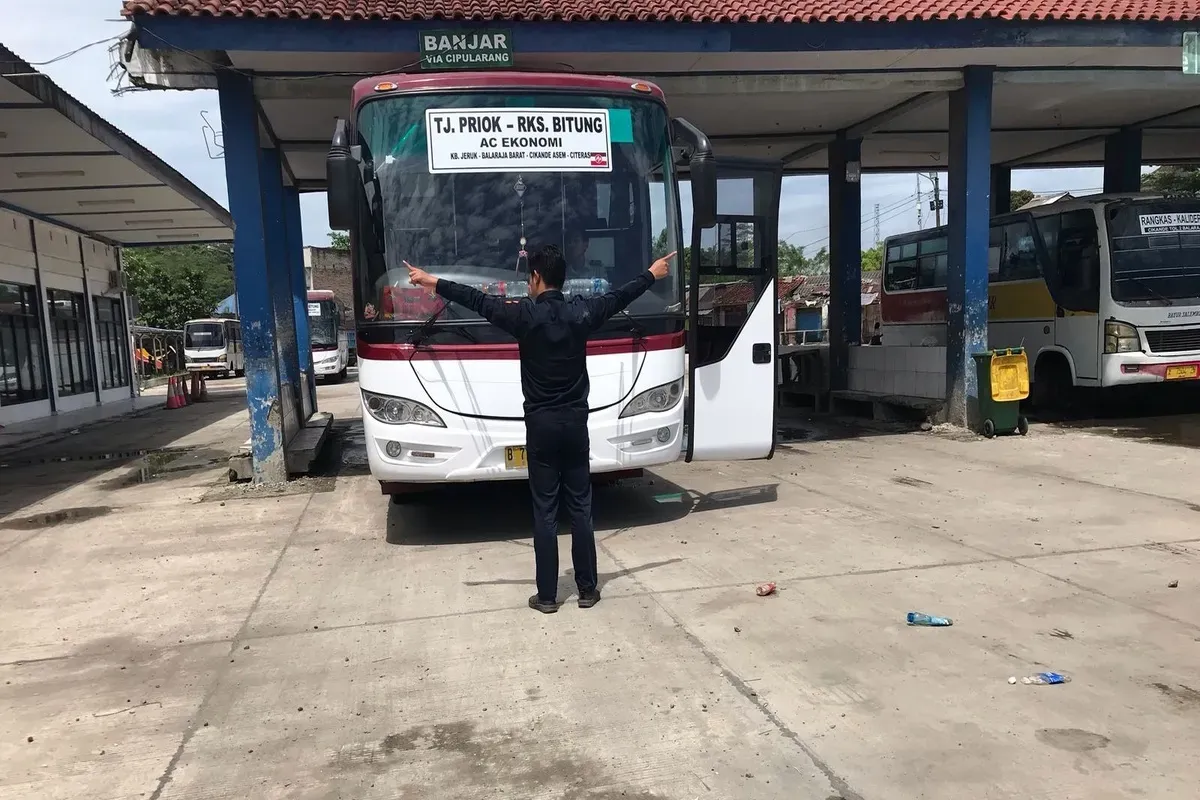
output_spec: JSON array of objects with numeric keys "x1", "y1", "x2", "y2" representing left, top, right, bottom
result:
[{"x1": 426, "y1": 108, "x2": 613, "y2": 174}]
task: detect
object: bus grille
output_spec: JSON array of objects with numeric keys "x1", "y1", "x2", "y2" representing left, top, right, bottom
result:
[{"x1": 1145, "y1": 328, "x2": 1200, "y2": 354}]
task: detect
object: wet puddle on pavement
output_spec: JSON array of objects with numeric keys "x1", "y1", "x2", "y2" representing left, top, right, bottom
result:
[
  {"x1": 0, "y1": 506, "x2": 113, "y2": 531},
  {"x1": 99, "y1": 448, "x2": 228, "y2": 489}
]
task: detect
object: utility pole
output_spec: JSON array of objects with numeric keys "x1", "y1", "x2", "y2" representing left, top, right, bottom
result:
[
  {"x1": 873, "y1": 203, "x2": 881, "y2": 245},
  {"x1": 919, "y1": 172, "x2": 943, "y2": 228},
  {"x1": 932, "y1": 172, "x2": 942, "y2": 227},
  {"x1": 916, "y1": 176, "x2": 924, "y2": 230}
]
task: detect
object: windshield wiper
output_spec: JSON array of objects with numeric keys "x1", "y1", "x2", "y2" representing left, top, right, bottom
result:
[
  {"x1": 1123, "y1": 276, "x2": 1175, "y2": 306},
  {"x1": 407, "y1": 301, "x2": 453, "y2": 346},
  {"x1": 613, "y1": 309, "x2": 647, "y2": 342}
]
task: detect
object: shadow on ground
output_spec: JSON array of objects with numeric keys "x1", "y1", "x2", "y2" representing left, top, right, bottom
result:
[
  {"x1": 1029, "y1": 385, "x2": 1200, "y2": 450},
  {"x1": 0, "y1": 388, "x2": 248, "y2": 519},
  {"x1": 383, "y1": 474, "x2": 778, "y2": 547}
]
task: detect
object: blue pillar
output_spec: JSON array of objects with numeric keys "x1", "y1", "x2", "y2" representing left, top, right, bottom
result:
[
  {"x1": 1103, "y1": 127, "x2": 1142, "y2": 193},
  {"x1": 217, "y1": 70, "x2": 287, "y2": 483},
  {"x1": 284, "y1": 186, "x2": 317, "y2": 419},
  {"x1": 259, "y1": 146, "x2": 302, "y2": 448},
  {"x1": 946, "y1": 66, "x2": 993, "y2": 427},
  {"x1": 827, "y1": 132, "x2": 862, "y2": 392},
  {"x1": 991, "y1": 165, "x2": 1012, "y2": 216}
]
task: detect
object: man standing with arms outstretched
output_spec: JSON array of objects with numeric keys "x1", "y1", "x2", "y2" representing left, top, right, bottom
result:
[{"x1": 406, "y1": 245, "x2": 674, "y2": 613}]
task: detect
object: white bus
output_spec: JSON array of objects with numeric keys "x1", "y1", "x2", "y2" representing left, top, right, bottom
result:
[
  {"x1": 307, "y1": 289, "x2": 351, "y2": 382},
  {"x1": 881, "y1": 193, "x2": 1200, "y2": 407},
  {"x1": 325, "y1": 71, "x2": 780, "y2": 501},
  {"x1": 183, "y1": 317, "x2": 243, "y2": 379}
]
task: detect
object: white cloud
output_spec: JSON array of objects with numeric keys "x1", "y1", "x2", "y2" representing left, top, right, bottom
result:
[{"x1": 5, "y1": 3, "x2": 1106, "y2": 250}]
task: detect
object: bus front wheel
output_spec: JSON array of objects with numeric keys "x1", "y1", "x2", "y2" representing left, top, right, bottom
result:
[{"x1": 1033, "y1": 356, "x2": 1072, "y2": 413}]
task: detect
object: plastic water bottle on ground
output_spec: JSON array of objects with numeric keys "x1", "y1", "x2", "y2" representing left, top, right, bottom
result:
[
  {"x1": 1021, "y1": 672, "x2": 1071, "y2": 685},
  {"x1": 907, "y1": 612, "x2": 953, "y2": 626}
]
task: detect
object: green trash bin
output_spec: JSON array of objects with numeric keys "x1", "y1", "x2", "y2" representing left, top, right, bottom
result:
[{"x1": 972, "y1": 347, "x2": 1031, "y2": 438}]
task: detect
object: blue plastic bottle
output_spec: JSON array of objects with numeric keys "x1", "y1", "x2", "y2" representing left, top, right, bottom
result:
[{"x1": 907, "y1": 612, "x2": 953, "y2": 626}]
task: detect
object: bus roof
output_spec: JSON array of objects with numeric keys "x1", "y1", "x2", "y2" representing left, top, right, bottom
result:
[
  {"x1": 351, "y1": 71, "x2": 666, "y2": 107},
  {"x1": 883, "y1": 191, "x2": 1176, "y2": 246}
]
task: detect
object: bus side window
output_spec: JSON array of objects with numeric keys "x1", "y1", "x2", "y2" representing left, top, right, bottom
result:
[
  {"x1": 885, "y1": 242, "x2": 919, "y2": 291},
  {"x1": 917, "y1": 236, "x2": 947, "y2": 289},
  {"x1": 999, "y1": 220, "x2": 1041, "y2": 282},
  {"x1": 987, "y1": 225, "x2": 1003, "y2": 281}
]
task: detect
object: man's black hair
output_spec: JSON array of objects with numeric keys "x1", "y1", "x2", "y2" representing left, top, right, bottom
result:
[{"x1": 530, "y1": 244, "x2": 567, "y2": 290}]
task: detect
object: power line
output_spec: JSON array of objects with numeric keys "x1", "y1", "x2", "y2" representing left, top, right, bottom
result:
[
  {"x1": 780, "y1": 192, "x2": 917, "y2": 241},
  {"x1": 0, "y1": 34, "x2": 123, "y2": 78}
]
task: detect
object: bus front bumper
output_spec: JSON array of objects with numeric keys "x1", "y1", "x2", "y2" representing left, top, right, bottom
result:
[
  {"x1": 362, "y1": 407, "x2": 684, "y2": 484},
  {"x1": 1102, "y1": 353, "x2": 1200, "y2": 385}
]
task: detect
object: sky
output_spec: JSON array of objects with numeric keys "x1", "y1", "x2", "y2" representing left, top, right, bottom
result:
[{"x1": 5, "y1": 1, "x2": 1111, "y2": 251}]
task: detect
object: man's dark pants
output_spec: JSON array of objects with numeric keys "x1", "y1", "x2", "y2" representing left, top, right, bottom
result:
[{"x1": 525, "y1": 408, "x2": 597, "y2": 602}]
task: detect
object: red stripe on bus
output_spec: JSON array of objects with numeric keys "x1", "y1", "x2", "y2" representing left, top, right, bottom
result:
[
  {"x1": 357, "y1": 330, "x2": 685, "y2": 361},
  {"x1": 881, "y1": 289, "x2": 948, "y2": 323}
]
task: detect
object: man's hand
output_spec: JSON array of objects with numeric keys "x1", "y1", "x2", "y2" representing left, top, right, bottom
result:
[
  {"x1": 405, "y1": 261, "x2": 437, "y2": 293},
  {"x1": 649, "y1": 251, "x2": 676, "y2": 280}
]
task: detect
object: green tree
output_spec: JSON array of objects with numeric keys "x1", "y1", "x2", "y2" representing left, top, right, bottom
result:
[
  {"x1": 1142, "y1": 166, "x2": 1200, "y2": 196},
  {"x1": 1010, "y1": 189, "x2": 1036, "y2": 211},
  {"x1": 328, "y1": 231, "x2": 350, "y2": 249},
  {"x1": 123, "y1": 244, "x2": 234, "y2": 329},
  {"x1": 860, "y1": 243, "x2": 883, "y2": 272}
]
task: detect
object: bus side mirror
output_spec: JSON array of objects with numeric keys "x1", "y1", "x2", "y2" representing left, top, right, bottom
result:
[
  {"x1": 327, "y1": 118, "x2": 359, "y2": 231},
  {"x1": 672, "y1": 117, "x2": 717, "y2": 230}
]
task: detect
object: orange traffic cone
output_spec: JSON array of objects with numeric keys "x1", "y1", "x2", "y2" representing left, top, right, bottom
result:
[
  {"x1": 165, "y1": 376, "x2": 181, "y2": 410},
  {"x1": 199, "y1": 375, "x2": 209, "y2": 401},
  {"x1": 180, "y1": 375, "x2": 191, "y2": 406}
]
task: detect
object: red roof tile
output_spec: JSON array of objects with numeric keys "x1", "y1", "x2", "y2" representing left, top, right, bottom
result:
[{"x1": 120, "y1": 0, "x2": 1200, "y2": 22}]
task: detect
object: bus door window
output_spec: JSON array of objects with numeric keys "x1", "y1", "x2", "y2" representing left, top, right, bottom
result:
[{"x1": 1040, "y1": 211, "x2": 1100, "y2": 313}]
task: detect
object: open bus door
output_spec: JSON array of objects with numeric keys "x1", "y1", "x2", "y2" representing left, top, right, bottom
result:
[{"x1": 685, "y1": 158, "x2": 782, "y2": 462}]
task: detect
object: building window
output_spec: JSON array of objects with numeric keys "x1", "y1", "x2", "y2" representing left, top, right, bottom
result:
[
  {"x1": 94, "y1": 297, "x2": 130, "y2": 390},
  {"x1": 0, "y1": 281, "x2": 49, "y2": 406},
  {"x1": 47, "y1": 289, "x2": 94, "y2": 397}
]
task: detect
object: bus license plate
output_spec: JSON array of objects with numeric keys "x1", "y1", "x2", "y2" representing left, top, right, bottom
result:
[
  {"x1": 1166, "y1": 365, "x2": 1198, "y2": 380},
  {"x1": 504, "y1": 446, "x2": 528, "y2": 470}
]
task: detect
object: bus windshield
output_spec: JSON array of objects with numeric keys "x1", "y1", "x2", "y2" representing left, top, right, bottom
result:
[
  {"x1": 353, "y1": 91, "x2": 681, "y2": 326},
  {"x1": 308, "y1": 300, "x2": 340, "y2": 349},
  {"x1": 185, "y1": 322, "x2": 224, "y2": 349},
  {"x1": 1108, "y1": 200, "x2": 1200, "y2": 303}
]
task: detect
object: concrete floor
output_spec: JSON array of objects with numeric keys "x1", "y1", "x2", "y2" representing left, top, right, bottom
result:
[{"x1": 1, "y1": 376, "x2": 1198, "y2": 800}]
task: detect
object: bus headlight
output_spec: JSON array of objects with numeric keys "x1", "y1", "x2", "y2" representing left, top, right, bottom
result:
[
  {"x1": 619, "y1": 378, "x2": 683, "y2": 419},
  {"x1": 1104, "y1": 321, "x2": 1141, "y2": 354},
  {"x1": 362, "y1": 390, "x2": 445, "y2": 427}
]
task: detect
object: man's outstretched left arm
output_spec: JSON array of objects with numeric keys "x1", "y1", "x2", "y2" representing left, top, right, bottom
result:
[{"x1": 406, "y1": 262, "x2": 524, "y2": 337}]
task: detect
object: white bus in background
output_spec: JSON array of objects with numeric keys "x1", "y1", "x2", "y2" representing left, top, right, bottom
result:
[
  {"x1": 307, "y1": 289, "x2": 350, "y2": 382},
  {"x1": 183, "y1": 317, "x2": 243, "y2": 379},
  {"x1": 880, "y1": 193, "x2": 1200, "y2": 407}
]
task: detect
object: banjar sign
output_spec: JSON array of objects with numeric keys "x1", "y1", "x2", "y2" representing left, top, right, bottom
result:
[{"x1": 420, "y1": 30, "x2": 514, "y2": 70}]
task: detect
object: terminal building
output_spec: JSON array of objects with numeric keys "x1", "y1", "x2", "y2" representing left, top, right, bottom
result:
[{"x1": 0, "y1": 43, "x2": 232, "y2": 431}]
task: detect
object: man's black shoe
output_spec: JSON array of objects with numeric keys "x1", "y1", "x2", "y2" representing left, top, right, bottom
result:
[
  {"x1": 528, "y1": 594, "x2": 559, "y2": 614},
  {"x1": 578, "y1": 589, "x2": 601, "y2": 609}
]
